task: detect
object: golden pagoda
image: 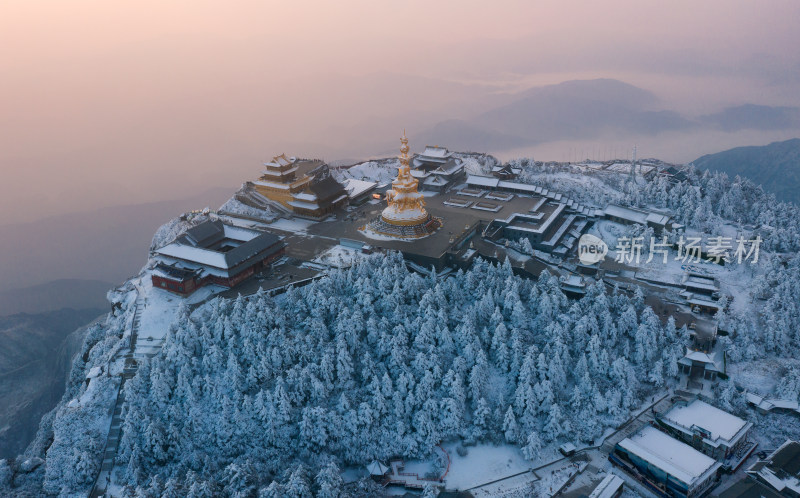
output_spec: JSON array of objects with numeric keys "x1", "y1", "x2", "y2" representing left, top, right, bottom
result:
[{"x1": 366, "y1": 131, "x2": 441, "y2": 238}]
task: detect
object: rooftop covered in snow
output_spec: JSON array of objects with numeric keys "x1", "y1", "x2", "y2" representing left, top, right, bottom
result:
[
  {"x1": 416, "y1": 145, "x2": 452, "y2": 160},
  {"x1": 588, "y1": 473, "x2": 624, "y2": 498},
  {"x1": 343, "y1": 179, "x2": 377, "y2": 199},
  {"x1": 604, "y1": 204, "x2": 672, "y2": 228},
  {"x1": 155, "y1": 220, "x2": 284, "y2": 271},
  {"x1": 659, "y1": 399, "x2": 751, "y2": 448},
  {"x1": 617, "y1": 426, "x2": 721, "y2": 487},
  {"x1": 746, "y1": 440, "x2": 800, "y2": 496}
]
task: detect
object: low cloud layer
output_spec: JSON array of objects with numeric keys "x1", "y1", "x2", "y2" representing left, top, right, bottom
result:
[{"x1": 1, "y1": 0, "x2": 799, "y2": 224}]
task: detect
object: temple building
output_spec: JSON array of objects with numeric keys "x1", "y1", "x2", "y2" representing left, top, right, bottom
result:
[
  {"x1": 252, "y1": 154, "x2": 348, "y2": 219},
  {"x1": 151, "y1": 220, "x2": 285, "y2": 295},
  {"x1": 366, "y1": 132, "x2": 442, "y2": 238},
  {"x1": 491, "y1": 163, "x2": 522, "y2": 180},
  {"x1": 410, "y1": 145, "x2": 465, "y2": 192}
]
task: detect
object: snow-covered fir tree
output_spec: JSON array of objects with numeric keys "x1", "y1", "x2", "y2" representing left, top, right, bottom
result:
[{"x1": 104, "y1": 253, "x2": 686, "y2": 494}]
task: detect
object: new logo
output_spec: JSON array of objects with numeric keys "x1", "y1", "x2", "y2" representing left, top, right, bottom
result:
[{"x1": 578, "y1": 234, "x2": 608, "y2": 265}]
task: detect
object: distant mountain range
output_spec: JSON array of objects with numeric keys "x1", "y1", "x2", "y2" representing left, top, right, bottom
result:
[
  {"x1": 700, "y1": 105, "x2": 800, "y2": 132},
  {"x1": 0, "y1": 308, "x2": 103, "y2": 459},
  {"x1": 412, "y1": 79, "x2": 800, "y2": 153},
  {"x1": 693, "y1": 138, "x2": 800, "y2": 203}
]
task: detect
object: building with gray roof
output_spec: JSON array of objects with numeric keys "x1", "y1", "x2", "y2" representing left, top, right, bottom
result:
[{"x1": 152, "y1": 220, "x2": 285, "y2": 295}]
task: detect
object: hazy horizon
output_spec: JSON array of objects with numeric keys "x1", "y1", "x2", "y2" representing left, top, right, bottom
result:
[{"x1": 2, "y1": 0, "x2": 799, "y2": 225}]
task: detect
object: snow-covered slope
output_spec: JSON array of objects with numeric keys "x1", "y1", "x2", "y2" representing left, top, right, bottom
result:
[{"x1": 5, "y1": 155, "x2": 800, "y2": 496}]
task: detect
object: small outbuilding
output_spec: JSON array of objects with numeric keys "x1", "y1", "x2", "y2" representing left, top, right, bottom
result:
[
  {"x1": 367, "y1": 460, "x2": 389, "y2": 479},
  {"x1": 588, "y1": 473, "x2": 625, "y2": 498}
]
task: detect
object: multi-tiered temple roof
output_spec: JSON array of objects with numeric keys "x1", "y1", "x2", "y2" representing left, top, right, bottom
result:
[
  {"x1": 410, "y1": 145, "x2": 465, "y2": 192},
  {"x1": 252, "y1": 155, "x2": 347, "y2": 219}
]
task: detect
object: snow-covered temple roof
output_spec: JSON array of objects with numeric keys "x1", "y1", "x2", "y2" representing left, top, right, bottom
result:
[{"x1": 155, "y1": 221, "x2": 283, "y2": 271}]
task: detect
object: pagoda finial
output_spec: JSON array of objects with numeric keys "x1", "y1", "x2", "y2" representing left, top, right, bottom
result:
[
  {"x1": 363, "y1": 130, "x2": 441, "y2": 239},
  {"x1": 399, "y1": 130, "x2": 410, "y2": 169}
]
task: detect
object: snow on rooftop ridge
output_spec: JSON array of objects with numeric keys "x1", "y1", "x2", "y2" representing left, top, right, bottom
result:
[
  {"x1": 588, "y1": 473, "x2": 624, "y2": 498},
  {"x1": 264, "y1": 153, "x2": 294, "y2": 167},
  {"x1": 221, "y1": 224, "x2": 260, "y2": 242},
  {"x1": 421, "y1": 146, "x2": 451, "y2": 158},
  {"x1": 155, "y1": 243, "x2": 230, "y2": 269},
  {"x1": 343, "y1": 178, "x2": 377, "y2": 198},
  {"x1": 604, "y1": 204, "x2": 649, "y2": 225},
  {"x1": 293, "y1": 192, "x2": 319, "y2": 202},
  {"x1": 466, "y1": 175, "x2": 500, "y2": 188}
]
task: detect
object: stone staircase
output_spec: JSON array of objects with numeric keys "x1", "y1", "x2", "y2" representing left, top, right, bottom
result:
[
  {"x1": 89, "y1": 296, "x2": 144, "y2": 498},
  {"x1": 236, "y1": 184, "x2": 291, "y2": 215}
]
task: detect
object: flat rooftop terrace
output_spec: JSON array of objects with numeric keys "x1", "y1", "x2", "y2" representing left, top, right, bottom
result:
[
  {"x1": 301, "y1": 190, "x2": 558, "y2": 262},
  {"x1": 661, "y1": 399, "x2": 749, "y2": 445},
  {"x1": 618, "y1": 426, "x2": 721, "y2": 486},
  {"x1": 223, "y1": 186, "x2": 579, "y2": 274}
]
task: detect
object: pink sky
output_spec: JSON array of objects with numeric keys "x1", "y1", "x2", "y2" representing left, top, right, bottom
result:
[{"x1": 1, "y1": 0, "x2": 798, "y2": 224}]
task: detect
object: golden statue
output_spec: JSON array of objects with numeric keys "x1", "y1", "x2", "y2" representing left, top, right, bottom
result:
[
  {"x1": 365, "y1": 131, "x2": 441, "y2": 238},
  {"x1": 380, "y1": 131, "x2": 430, "y2": 226}
]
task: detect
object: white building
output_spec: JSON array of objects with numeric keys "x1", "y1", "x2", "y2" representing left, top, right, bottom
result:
[
  {"x1": 613, "y1": 426, "x2": 721, "y2": 497},
  {"x1": 657, "y1": 399, "x2": 754, "y2": 466}
]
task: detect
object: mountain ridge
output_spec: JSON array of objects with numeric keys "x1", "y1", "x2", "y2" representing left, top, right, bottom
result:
[
  {"x1": 693, "y1": 138, "x2": 800, "y2": 203},
  {"x1": 413, "y1": 79, "x2": 800, "y2": 155}
]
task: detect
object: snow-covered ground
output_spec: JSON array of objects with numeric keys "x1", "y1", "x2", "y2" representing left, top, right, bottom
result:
[
  {"x1": 266, "y1": 217, "x2": 317, "y2": 234},
  {"x1": 359, "y1": 227, "x2": 417, "y2": 242},
  {"x1": 136, "y1": 277, "x2": 180, "y2": 342},
  {"x1": 442, "y1": 443, "x2": 533, "y2": 490},
  {"x1": 312, "y1": 245, "x2": 364, "y2": 267},
  {"x1": 457, "y1": 154, "x2": 494, "y2": 176},
  {"x1": 218, "y1": 197, "x2": 277, "y2": 221},
  {"x1": 589, "y1": 218, "x2": 763, "y2": 315},
  {"x1": 529, "y1": 462, "x2": 583, "y2": 497},
  {"x1": 519, "y1": 168, "x2": 623, "y2": 207},
  {"x1": 134, "y1": 272, "x2": 225, "y2": 355},
  {"x1": 728, "y1": 356, "x2": 800, "y2": 395}
]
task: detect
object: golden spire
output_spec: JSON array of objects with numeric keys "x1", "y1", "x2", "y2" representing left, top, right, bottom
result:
[
  {"x1": 364, "y1": 129, "x2": 441, "y2": 237},
  {"x1": 399, "y1": 129, "x2": 410, "y2": 170}
]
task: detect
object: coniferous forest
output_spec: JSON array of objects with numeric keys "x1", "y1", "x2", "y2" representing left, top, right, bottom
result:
[{"x1": 110, "y1": 253, "x2": 683, "y2": 496}]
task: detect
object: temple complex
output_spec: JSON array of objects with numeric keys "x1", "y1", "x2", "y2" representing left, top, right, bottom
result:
[
  {"x1": 252, "y1": 154, "x2": 348, "y2": 219},
  {"x1": 410, "y1": 145, "x2": 465, "y2": 192},
  {"x1": 366, "y1": 132, "x2": 442, "y2": 238}
]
